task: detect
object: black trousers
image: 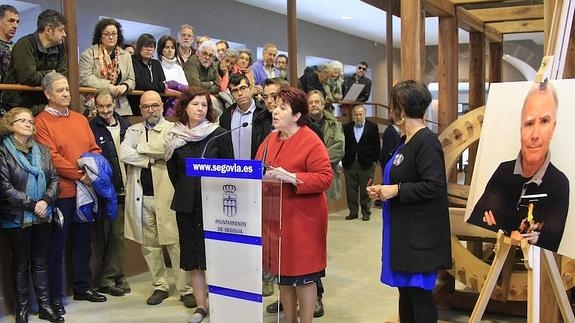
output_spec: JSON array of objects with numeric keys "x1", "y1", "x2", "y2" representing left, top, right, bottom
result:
[
  {"x1": 398, "y1": 286, "x2": 437, "y2": 323},
  {"x1": 5, "y1": 222, "x2": 52, "y2": 264}
]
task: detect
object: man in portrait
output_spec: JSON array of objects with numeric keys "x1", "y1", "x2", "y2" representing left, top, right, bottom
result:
[{"x1": 467, "y1": 81, "x2": 569, "y2": 252}]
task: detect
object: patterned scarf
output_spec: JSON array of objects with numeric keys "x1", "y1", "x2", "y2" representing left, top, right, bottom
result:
[
  {"x1": 165, "y1": 120, "x2": 219, "y2": 160},
  {"x1": 99, "y1": 44, "x2": 120, "y2": 83}
]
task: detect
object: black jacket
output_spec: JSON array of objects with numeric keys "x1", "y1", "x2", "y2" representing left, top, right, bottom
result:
[
  {"x1": 129, "y1": 57, "x2": 166, "y2": 115},
  {"x1": 342, "y1": 119, "x2": 380, "y2": 169},
  {"x1": 387, "y1": 128, "x2": 452, "y2": 272},
  {"x1": 166, "y1": 127, "x2": 234, "y2": 213},
  {"x1": 0, "y1": 140, "x2": 60, "y2": 225},
  {"x1": 89, "y1": 113, "x2": 131, "y2": 194},
  {"x1": 218, "y1": 99, "x2": 271, "y2": 159},
  {"x1": 343, "y1": 73, "x2": 372, "y2": 102}
]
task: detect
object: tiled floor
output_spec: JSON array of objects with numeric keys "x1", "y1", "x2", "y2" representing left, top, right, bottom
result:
[{"x1": 0, "y1": 208, "x2": 528, "y2": 323}]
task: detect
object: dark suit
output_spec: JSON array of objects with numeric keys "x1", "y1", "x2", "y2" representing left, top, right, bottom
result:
[
  {"x1": 219, "y1": 99, "x2": 271, "y2": 159},
  {"x1": 342, "y1": 74, "x2": 372, "y2": 102},
  {"x1": 342, "y1": 119, "x2": 380, "y2": 219},
  {"x1": 467, "y1": 159, "x2": 569, "y2": 252}
]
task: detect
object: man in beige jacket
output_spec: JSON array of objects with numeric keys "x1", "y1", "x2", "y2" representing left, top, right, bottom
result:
[{"x1": 120, "y1": 91, "x2": 194, "y2": 307}]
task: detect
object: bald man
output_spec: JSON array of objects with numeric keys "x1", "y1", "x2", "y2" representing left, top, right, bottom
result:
[
  {"x1": 467, "y1": 82, "x2": 569, "y2": 252},
  {"x1": 120, "y1": 91, "x2": 194, "y2": 306}
]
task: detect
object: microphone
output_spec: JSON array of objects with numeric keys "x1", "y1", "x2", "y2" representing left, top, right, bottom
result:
[{"x1": 200, "y1": 122, "x2": 249, "y2": 158}]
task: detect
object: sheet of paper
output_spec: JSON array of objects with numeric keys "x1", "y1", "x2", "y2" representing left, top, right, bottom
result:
[{"x1": 342, "y1": 83, "x2": 365, "y2": 102}]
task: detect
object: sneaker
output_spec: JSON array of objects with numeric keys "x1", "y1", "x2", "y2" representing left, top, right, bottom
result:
[
  {"x1": 262, "y1": 280, "x2": 274, "y2": 297},
  {"x1": 266, "y1": 300, "x2": 283, "y2": 313},
  {"x1": 188, "y1": 307, "x2": 208, "y2": 323},
  {"x1": 314, "y1": 297, "x2": 324, "y2": 318},
  {"x1": 180, "y1": 293, "x2": 197, "y2": 308},
  {"x1": 146, "y1": 290, "x2": 169, "y2": 305}
]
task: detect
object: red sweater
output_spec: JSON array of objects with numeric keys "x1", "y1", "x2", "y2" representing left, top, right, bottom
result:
[{"x1": 35, "y1": 110, "x2": 101, "y2": 198}]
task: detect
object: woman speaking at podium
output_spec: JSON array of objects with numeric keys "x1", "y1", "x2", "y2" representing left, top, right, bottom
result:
[
  {"x1": 256, "y1": 87, "x2": 332, "y2": 323},
  {"x1": 165, "y1": 86, "x2": 233, "y2": 323}
]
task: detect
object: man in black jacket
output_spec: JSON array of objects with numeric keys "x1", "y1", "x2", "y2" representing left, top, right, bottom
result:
[
  {"x1": 342, "y1": 105, "x2": 380, "y2": 221},
  {"x1": 219, "y1": 73, "x2": 270, "y2": 159},
  {"x1": 342, "y1": 62, "x2": 372, "y2": 103},
  {"x1": 89, "y1": 88, "x2": 132, "y2": 297}
]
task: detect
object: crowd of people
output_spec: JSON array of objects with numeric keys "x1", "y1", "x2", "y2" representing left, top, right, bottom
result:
[{"x1": 0, "y1": 6, "x2": 453, "y2": 323}]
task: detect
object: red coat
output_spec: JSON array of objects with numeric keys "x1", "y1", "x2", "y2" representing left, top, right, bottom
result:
[{"x1": 256, "y1": 126, "x2": 332, "y2": 276}]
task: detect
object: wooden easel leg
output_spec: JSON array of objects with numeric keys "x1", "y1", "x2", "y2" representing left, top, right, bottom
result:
[
  {"x1": 469, "y1": 232, "x2": 511, "y2": 323},
  {"x1": 527, "y1": 245, "x2": 540, "y2": 323},
  {"x1": 542, "y1": 249, "x2": 575, "y2": 322}
]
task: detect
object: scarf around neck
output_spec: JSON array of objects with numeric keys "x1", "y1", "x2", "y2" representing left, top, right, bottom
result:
[
  {"x1": 99, "y1": 44, "x2": 120, "y2": 84},
  {"x1": 3, "y1": 136, "x2": 48, "y2": 227},
  {"x1": 165, "y1": 120, "x2": 219, "y2": 160}
]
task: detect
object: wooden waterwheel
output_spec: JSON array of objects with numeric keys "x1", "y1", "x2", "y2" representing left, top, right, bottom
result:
[{"x1": 438, "y1": 106, "x2": 575, "y2": 312}]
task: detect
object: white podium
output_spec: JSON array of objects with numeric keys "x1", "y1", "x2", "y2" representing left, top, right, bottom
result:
[{"x1": 186, "y1": 158, "x2": 281, "y2": 323}]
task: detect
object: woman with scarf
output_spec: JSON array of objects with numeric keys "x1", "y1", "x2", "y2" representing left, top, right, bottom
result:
[
  {"x1": 165, "y1": 86, "x2": 233, "y2": 323},
  {"x1": 157, "y1": 35, "x2": 188, "y2": 116},
  {"x1": 0, "y1": 108, "x2": 62, "y2": 323},
  {"x1": 79, "y1": 18, "x2": 135, "y2": 117}
]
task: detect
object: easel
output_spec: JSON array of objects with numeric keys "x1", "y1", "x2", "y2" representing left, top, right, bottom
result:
[{"x1": 469, "y1": 1, "x2": 575, "y2": 322}]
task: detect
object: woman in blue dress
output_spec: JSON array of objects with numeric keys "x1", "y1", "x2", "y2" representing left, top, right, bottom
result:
[{"x1": 367, "y1": 80, "x2": 451, "y2": 323}]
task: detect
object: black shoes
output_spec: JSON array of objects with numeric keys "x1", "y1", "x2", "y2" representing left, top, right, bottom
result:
[
  {"x1": 38, "y1": 304, "x2": 64, "y2": 322},
  {"x1": 116, "y1": 280, "x2": 131, "y2": 293},
  {"x1": 98, "y1": 285, "x2": 126, "y2": 297},
  {"x1": 362, "y1": 215, "x2": 371, "y2": 221},
  {"x1": 180, "y1": 293, "x2": 197, "y2": 308},
  {"x1": 265, "y1": 300, "x2": 283, "y2": 313},
  {"x1": 146, "y1": 290, "x2": 169, "y2": 305},
  {"x1": 345, "y1": 214, "x2": 358, "y2": 220},
  {"x1": 50, "y1": 299, "x2": 65, "y2": 316},
  {"x1": 314, "y1": 297, "x2": 324, "y2": 318},
  {"x1": 73, "y1": 289, "x2": 107, "y2": 302}
]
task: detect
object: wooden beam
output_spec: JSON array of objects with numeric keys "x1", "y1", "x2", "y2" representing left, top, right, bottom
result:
[
  {"x1": 487, "y1": 19, "x2": 544, "y2": 34},
  {"x1": 424, "y1": 0, "x2": 455, "y2": 17},
  {"x1": 484, "y1": 24, "x2": 502, "y2": 42},
  {"x1": 468, "y1": 4, "x2": 544, "y2": 23},
  {"x1": 451, "y1": 0, "x2": 506, "y2": 4},
  {"x1": 62, "y1": 0, "x2": 80, "y2": 112},
  {"x1": 361, "y1": 0, "x2": 400, "y2": 17},
  {"x1": 401, "y1": 0, "x2": 425, "y2": 80},
  {"x1": 488, "y1": 41, "x2": 503, "y2": 83},
  {"x1": 437, "y1": 15, "x2": 458, "y2": 134},
  {"x1": 287, "y1": 0, "x2": 298, "y2": 87},
  {"x1": 457, "y1": 7, "x2": 484, "y2": 32}
]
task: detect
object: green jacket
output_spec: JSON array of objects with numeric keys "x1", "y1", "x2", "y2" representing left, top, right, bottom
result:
[
  {"x1": 3, "y1": 33, "x2": 67, "y2": 115},
  {"x1": 314, "y1": 110, "x2": 345, "y2": 200}
]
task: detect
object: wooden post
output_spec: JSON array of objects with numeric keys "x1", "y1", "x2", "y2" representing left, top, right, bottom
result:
[
  {"x1": 287, "y1": 0, "x2": 298, "y2": 87},
  {"x1": 488, "y1": 42, "x2": 503, "y2": 83},
  {"x1": 61, "y1": 0, "x2": 80, "y2": 112},
  {"x1": 400, "y1": 0, "x2": 425, "y2": 81},
  {"x1": 437, "y1": 15, "x2": 458, "y2": 135}
]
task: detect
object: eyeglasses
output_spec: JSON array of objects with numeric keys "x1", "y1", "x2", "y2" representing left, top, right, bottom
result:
[
  {"x1": 262, "y1": 93, "x2": 278, "y2": 102},
  {"x1": 102, "y1": 32, "x2": 118, "y2": 38},
  {"x1": 357, "y1": 66, "x2": 367, "y2": 71},
  {"x1": 12, "y1": 118, "x2": 35, "y2": 126},
  {"x1": 230, "y1": 85, "x2": 250, "y2": 95},
  {"x1": 140, "y1": 103, "x2": 161, "y2": 111},
  {"x1": 96, "y1": 104, "x2": 114, "y2": 110},
  {"x1": 200, "y1": 51, "x2": 215, "y2": 59}
]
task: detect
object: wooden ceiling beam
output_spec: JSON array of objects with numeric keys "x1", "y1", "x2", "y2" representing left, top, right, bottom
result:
[
  {"x1": 487, "y1": 18, "x2": 544, "y2": 34},
  {"x1": 468, "y1": 4, "x2": 544, "y2": 22},
  {"x1": 451, "y1": 0, "x2": 506, "y2": 4},
  {"x1": 457, "y1": 7, "x2": 484, "y2": 32},
  {"x1": 484, "y1": 24, "x2": 502, "y2": 42},
  {"x1": 424, "y1": 0, "x2": 455, "y2": 17}
]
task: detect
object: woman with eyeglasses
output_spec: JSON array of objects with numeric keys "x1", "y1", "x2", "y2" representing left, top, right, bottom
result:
[
  {"x1": 165, "y1": 86, "x2": 233, "y2": 323},
  {"x1": 182, "y1": 41, "x2": 221, "y2": 95},
  {"x1": 128, "y1": 33, "x2": 170, "y2": 116},
  {"x1": 79, "y1": 18, "x2": 135, "y2": 117},
  {"x1": 0, "y1": 108, "x2": 62, "y2": 323}
]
